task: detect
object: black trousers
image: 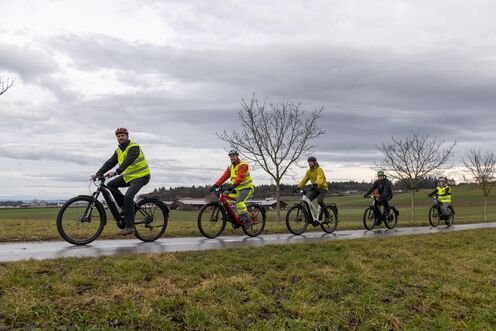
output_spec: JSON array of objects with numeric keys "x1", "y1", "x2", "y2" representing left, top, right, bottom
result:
[
  {"x1": 377, "y1": 196, "x2": 392, "y2": 216},
  {"x1": 306, "y1": 189, "x2": 330, "y2": 216},
  {"x1": 107, "y1": 175, "x2": 150, "y2": 228}
]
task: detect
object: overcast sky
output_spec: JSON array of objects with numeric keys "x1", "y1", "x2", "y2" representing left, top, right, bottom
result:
[{"x1": 1, "y1": 0, "x2": 495, "y2": 199}]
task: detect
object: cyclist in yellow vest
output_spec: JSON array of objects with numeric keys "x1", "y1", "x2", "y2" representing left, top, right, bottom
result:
[
  {"x1": 91, "y1": 127, "x2": 151, "y2": 235},
  {"x1": 212, "y1": 150, "x2": 255, "y2": 228},
  {"x1": 428, "y1": 177, "x2": 452, "y2": 220},
  {"x1": 295, "y1": 156, "x2": 331, "y2": 222}
]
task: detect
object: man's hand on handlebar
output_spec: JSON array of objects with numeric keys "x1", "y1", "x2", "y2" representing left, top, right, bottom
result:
[
  {"x1": 107, "y1": 171, "x2": 117, "y2": 178},
  {"x1": 209, "y1": 185, "x2": 218, "y2": 192}
]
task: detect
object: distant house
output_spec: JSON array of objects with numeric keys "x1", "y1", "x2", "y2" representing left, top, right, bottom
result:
[
  {"x1": 169, "y1": 199, "x2": 208, "y2": 210},
  {"x1": 248, "y1": 198, "x2": 287, "y2": 210}
]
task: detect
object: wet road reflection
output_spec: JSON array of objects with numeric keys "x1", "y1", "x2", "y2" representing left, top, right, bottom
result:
[{"x1": 1, "y1": 222, "x2": 495, "y2": 262}]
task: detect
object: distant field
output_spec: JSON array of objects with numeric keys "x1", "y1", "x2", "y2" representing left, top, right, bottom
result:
[
  {"x1": 0, "y1": 185, "x2": 494, "y2": 242},
  {"x1": 0, "y1": 228, "x2": 494, "y2": 329}
]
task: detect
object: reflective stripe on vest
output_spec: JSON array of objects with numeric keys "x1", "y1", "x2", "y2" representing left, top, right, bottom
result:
[
  {"x1": 437, "y1": 186, "x2": 452, "y2": 203},
  {"x1": 116, "y1": 141, "x2": 150, "y2": 183},
  {"x1": 229, "y1": 161, "x2": 254, "y2": 191}
]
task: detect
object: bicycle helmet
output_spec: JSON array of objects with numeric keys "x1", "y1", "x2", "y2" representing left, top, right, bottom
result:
[
  {"x1": 438, "y1": 177, "x2": 446, "y2": 182},
  {"x1": 307, "y1": 156, "x2": 317, "y2": 162},
  {"x1": 115, "y1": 127, "x2": 129, "y2": 135},
  {"x1": 228, "y1": 149, "x2": 239, "y2": 156}
]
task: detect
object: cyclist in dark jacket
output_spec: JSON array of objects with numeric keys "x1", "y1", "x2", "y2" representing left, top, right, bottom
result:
[{"x1": 364, "y1": 170, "x2": 393, "y2": 223}]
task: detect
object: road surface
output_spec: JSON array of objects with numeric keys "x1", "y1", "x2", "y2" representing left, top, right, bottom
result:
[{"x1": 1, "y1": 222, "x2": 495, "y2": 262}]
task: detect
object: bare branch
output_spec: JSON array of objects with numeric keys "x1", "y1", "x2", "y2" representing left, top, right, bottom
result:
[{"x1": 0, "y1": 76, "x2": 15, "y2": 96}]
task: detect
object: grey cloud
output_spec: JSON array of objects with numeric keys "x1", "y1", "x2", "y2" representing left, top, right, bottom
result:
[{"x1": 0, "y1": 42, "x2": 58, "y2": 81}]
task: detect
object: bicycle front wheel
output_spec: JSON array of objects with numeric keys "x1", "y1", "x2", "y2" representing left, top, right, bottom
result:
[
  {"x1": 286, "y1": 204, "x2": 308, "y2": 235},
  {"x1": 428, "y1": 206, "x2": 440, "y2": 227},
  {"x1": 320, "y1": 205, "x2": 338, "y2": 233},
  {"x1": 242, "y1": 204, "x2": 266, "y2": 237},
  {"x1": 363, "y1": 207, "x2": 376, "y2": 230},
  {"x1": 134, "y1": 198, "x2": 169, "y2": 242},
  {"x1": 56, "y1": 196, "x2": 105, "y2": 245},
  {"x1": 198, "y1": 202, "x2": 227, "y2": 238}
]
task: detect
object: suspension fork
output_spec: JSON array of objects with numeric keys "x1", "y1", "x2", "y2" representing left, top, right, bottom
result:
[{"x1": 82, "y1": 190, "x2": 101, "y2": 219}]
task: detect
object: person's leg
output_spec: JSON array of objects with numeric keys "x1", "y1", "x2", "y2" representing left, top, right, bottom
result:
[
  {"x1": 107, "y1": 176, "x2": 129, "y2": 208},
  {"x1": 440, "y1": 202, "x2": 449, "y2": 218},
  {"x1": 122, "y1": 176, "x2": 150, "y2": 229},
  {"x1": 236, "y1": 188, "x2": 253, "y2": 225},
  {"x1": 306, "y1": 190, "x2": 319, "y2": 202},
  {"x1": 316, "y1": 190, "x2": 330, "y2": 218}
]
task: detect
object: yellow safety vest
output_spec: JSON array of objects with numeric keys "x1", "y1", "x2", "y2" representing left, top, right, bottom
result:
[
  {"x1": 117, "y1": 141, "x2": 150, "y2": 183},
  {"x1": 229, "y1": 161, "x2": 254, "y2": 191},
  {"x1": 437, "y1": 186, "x2": 452, "y2": 203}
]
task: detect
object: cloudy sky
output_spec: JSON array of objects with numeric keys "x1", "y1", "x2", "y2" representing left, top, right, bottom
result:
[{"x1": 1, "y1": 0, "x2": 495, "y2": 199}]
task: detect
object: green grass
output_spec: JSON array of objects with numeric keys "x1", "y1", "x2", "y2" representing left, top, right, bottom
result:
[
  {"x1": 0, "y1": 228, "x2": 495, "y2": 330},
  {"x1": 0, "y1": 185, "x2": 495, "y2": 242}
]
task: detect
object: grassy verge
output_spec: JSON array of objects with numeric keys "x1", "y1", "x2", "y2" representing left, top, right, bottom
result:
[
  {"x1": 1, "y1": 188, "x2": 495, "y2": 242},
  {"x1": 0, "y1": 229, "x2": 495, "y2": 330}
]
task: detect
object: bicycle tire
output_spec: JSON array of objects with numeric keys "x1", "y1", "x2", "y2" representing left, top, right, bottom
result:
[
  {"x1": 198, "y1": 202, "x2": 227, "y2": 238},
  {"x1": 428, "y1": 206, "x2": 440, "y2": 227},
  {"x1": 384, "y1": 208, "x2": 398, "y2": 229},
  {"x1": 446, "y1": 206, "x2": 455, "y2": 226},
  {"x1": 320, "y1": 205, "x2": 339, "y2": 233},
  {"x1": 242, "y1": 203, "x2": 266, "y2": 237},
  {"x1": 134, "y1": 198, "x2": 169, "y2": 242},
  {"x1": 363, "y1": 207, "x2": 376, "y2": 230},
  {"x1": 286, "y1": 204, "x2": 309, "y2": 235},
  {"x1": 56, "y1": 196, "x2": 106, "y2": 245}
]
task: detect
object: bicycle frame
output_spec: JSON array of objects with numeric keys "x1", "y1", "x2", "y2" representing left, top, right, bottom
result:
[
  {"x1": 300, "y1": 194, "x2": 322, "y2": 222},
  {"x1": 82, "y1": 178, "x2": 124, "y2": 226},
  {"x1": 214, "y1": 188, "x2": 257, "y2": 225}
]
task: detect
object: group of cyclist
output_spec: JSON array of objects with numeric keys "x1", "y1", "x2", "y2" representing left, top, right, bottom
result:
[{"x1": 91, "y1": 128, "x2": 453, "y2": 235}]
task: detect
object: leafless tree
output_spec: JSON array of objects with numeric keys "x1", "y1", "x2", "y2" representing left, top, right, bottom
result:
[
  {"x1": 376, "y1": 133, "x2": 455, "y2": 221},
  {"x1": 217, "y1": 95, "x2": 326, "y2": 221},
  {"x1": 463, "y1": 149, "x2": 496, "y2": 221},
  {"x1": 0, "y1": 76, "x2": 14, "y2": 96}
]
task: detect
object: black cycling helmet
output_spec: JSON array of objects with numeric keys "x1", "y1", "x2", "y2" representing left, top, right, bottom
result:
[
  {"x1": 307, "y1": 156, "x2": 317, "y2": 162},
  {"x1": 228, "y1": 149, "x2": 239, "y2": 156}
]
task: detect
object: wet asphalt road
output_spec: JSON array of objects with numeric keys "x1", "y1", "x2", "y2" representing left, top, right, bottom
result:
[{"x1": 1, "y1": 222, "x2": 495, "y2": 262}]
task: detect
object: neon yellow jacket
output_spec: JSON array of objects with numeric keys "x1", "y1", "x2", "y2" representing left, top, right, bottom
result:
[{"x1": 297, "y1": 165, "x2": 328, "y2": 191}]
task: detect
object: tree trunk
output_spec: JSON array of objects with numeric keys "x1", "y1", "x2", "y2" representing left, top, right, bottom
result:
[
  {"x1": 411, "y1": 188, "x2": 416, "y2": 222},
  {"x1": 483, "y1": 195, "x2": 488, "y2": 221},
  {"x1": 275, "y1": 180, "x2": 281, "y2": 222}
]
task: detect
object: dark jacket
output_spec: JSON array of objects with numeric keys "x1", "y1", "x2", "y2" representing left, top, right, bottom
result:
[
  {"x1": 365, "y1": 178, "x2": 393, "y2": 200},
  {"x1": 96, "y1": 140, "x2": 140, "y2": 176}
]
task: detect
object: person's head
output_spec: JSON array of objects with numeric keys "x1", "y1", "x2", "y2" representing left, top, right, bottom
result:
[
  {"x1": 228, "y1": 149, "x2": 239, "y2": 164},
  {"x1": 307, "y1": 156, "x2": 317, "y2": 168},
  {"x1": 115, "y1": 127, "x2": 129, "y2": 144},
  {"x1": 438, "y1": 177, "x2": 446, "y2": 187},
  {"x1": 377, "y1": 170, "x2": 385, "y2": 180}
]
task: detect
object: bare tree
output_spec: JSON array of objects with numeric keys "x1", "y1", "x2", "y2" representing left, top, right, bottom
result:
[
  {"x1": 0, "y1": 76, "x2": 14, "y2": 96},
  {"x1": 217, "y1": 96, "x2": 326, "y2": 221},
  {"x1": 376, "y1": 133, "x2": 455, "y2": 221},
  {"x1": 463, "y1": 149, "x2": 496, "y2": 221}
]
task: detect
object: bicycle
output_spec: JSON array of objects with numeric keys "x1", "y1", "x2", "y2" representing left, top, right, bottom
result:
[
  {"x1": 428, "y1": 196, "x2": 455, "y2": 227},
  {"x1": 285, "y1": 189, "x2": 339, "y2": 235},
  {"x1": 56, "y1": 175, "x2": 169, "y2": 245},
  {"x1": 197, "y1": 186, "x2": 266, "y2": 238},
  {"x1": 363, "y1": 195, "x2": 399, "y2": 230}
]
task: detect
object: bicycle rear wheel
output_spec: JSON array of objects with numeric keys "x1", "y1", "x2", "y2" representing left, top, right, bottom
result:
[
  {"x1": 56, "y1": 196, "x2": 105, "y2": 245},
  {"x1": 242, "y1": 204, "x2": 266, "y2": 237},
  {"x1": 429, "y1": 206, "x2": 440, "y2": 227},
  {"x1": 446, "y1": 206, "x2": 455, "y2": 226},
  {"x1": 363, "y1": 207, "x2": 376, "y2": 230},
  {"x1": 320, "y1": 205, "x2": 338, "y2": 233},
  {"x1": 286, "y1": 204, "x2": 308, "y2": 235},
  {"x1": 384, "y1": 208, "x2": 398, "y2": 229},
  {"x1": 134, "y1": 198, "x2": 169, "y2": 242},
  {"x1": 198, "y1": 202, "x2": 227, "y2": 238}
]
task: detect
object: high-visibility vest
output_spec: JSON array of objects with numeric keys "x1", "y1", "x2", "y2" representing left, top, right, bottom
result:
[
  {"x1": 117, "y1": 141, "x2": 150, "y2": 183},
  {"x1": 229, "y1": 161, "x2": 254, "y2": 191},
  {"x1": 437, "y1": 186, "x2": 452, "y2": 203}
]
